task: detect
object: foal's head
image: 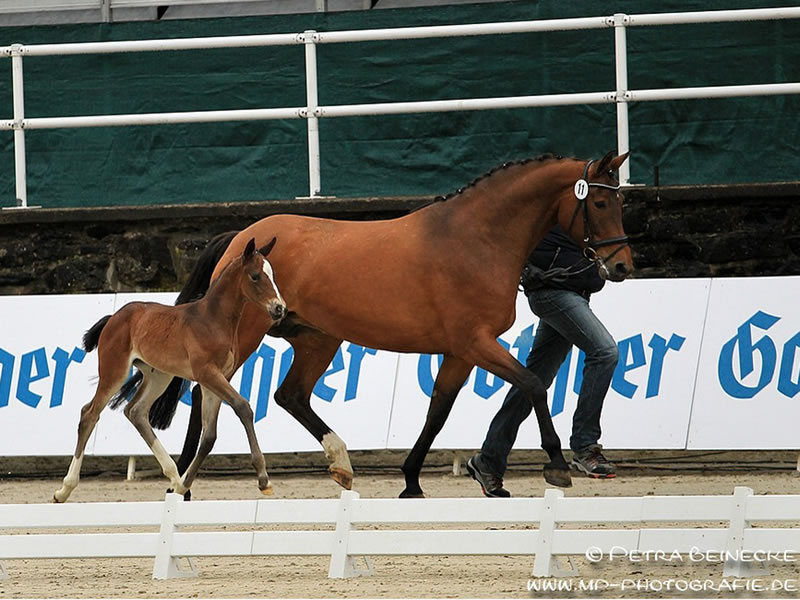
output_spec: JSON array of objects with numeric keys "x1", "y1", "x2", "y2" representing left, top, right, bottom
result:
[
  {"x1": 239, "y1": 237, "x2": 286, "y2": 321},
  {"x1": 556, "y1": 151, "x2": 634, "y2": 282}
]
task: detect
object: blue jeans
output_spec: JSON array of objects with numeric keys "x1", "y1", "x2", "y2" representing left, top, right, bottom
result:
[{"x1": 479, "y1": 288, "x2": 619, "y2": 476}]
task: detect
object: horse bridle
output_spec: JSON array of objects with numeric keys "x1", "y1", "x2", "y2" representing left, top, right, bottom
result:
[{"x1": 568, "y1": 159, "x2": 629, "y2": 263}]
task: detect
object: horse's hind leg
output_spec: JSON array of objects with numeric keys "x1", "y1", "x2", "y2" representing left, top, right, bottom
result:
[
  {"x1": 275, "y1": 331, "x2": 353, "y2": 489},
  {"x1": 471, "y1": 335, "x2": 571, "y2": 488},
  {"x1": 124, "y1": 368, "x2": 183, "y2": 492},
  {"x1": 400, "y1": 355, "x2": 472, "y2": 498},
  {"x1": 54, "y1": 360, "x2": 130, "y2": 502}
]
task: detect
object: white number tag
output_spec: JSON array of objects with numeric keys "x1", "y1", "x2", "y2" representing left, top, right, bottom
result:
[{"x1": 574, "y1": 179, "x2": 589, "y2": 200}]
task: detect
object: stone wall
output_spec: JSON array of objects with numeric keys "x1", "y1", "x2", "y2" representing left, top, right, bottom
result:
[{"x1": 1, "y1": 183, "x2": 798, "y2": 295}]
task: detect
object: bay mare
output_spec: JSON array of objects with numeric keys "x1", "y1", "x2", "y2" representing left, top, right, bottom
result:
[
  {"x1": 54, "y1": 238, "x2": 286, "y2": 502},
  {"x1": 147, "y1": 152, "x2": 634, "y2": 498}
]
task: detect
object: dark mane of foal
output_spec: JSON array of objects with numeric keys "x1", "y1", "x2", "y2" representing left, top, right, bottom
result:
[{"x1": 414, "y1": 153, "x2": 566, "y2": 211}]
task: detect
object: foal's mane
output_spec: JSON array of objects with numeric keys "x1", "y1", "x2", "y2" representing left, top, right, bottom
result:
[{"x1": 416, "y1": 153, "x2": 566, "y2": 211}]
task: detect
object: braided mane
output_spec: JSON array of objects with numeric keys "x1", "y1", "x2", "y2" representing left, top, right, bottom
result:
[{"x1": 433, "y1": 153, "x2": 565, "y2": 203}]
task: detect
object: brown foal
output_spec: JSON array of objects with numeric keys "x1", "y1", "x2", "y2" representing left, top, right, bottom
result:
[{"x1": 54, "y1": 237, "x2": 286, "y2": 502}]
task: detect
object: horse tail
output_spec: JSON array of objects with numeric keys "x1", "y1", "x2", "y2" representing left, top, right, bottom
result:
[
  {"x1": 83, "y1": 315, "x2": 112, "y2": 352},
  {"x1": 146, "y1": 230, "x2": 240, "y2": 430}
]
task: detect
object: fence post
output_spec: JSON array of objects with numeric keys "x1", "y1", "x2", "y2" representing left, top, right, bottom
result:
[
  {"x1": 302, "y1": 30, "x2": 322, "y2": 198},
  {"x1": 10, "y1": 44, "x2": 28, "y2": 209},
  {"x1": 532, "y1": 488, "x2": 577, "y2": 578},
  {"x1": 152, "y1": 492, "x2": 198, "y2": 580},
  {"x1": 723, "y1": 486, "x2": 767, "y2": 577},
  {"x1": 328, "y1": 490, "x2": 373, "y2": 578},
  {"x1": 611, "y1": 13, "x2": 631, "y2": 186}
]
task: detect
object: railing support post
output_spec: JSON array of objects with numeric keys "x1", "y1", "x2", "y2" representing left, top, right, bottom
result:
[
  {"x1": 302, "y1": 31, "x2": 322, "y2": 198},
  {"x1": 10, "y1": 44, "x2": 28, "y2": 208},
  {"x1": 611, "y1": 13, "x2": 631, "y2": 186}
]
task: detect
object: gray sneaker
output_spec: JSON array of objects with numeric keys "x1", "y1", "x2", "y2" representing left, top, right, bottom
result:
[
  {"x1": 571, "y1": 445, "x2": 616, "y2": 479},
  {"x1": 466, "y1": 454, "x2": 511, "y2": 498}
]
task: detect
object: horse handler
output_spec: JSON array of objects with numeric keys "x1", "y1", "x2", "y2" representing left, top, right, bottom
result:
[{"x1": 468, "y1": 224, "x2": 624, "y2": 498}]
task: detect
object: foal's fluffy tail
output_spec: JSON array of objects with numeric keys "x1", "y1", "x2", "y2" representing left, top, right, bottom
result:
[
  {"x1": 83, "y1": 315, "x2": 112, "y2": 352},
  {"x1": 145, "y1": 230, "x2": 240, "y2": 430}
]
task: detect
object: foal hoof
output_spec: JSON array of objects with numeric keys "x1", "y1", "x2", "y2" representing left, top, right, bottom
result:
[
  {"x1": 166, "y1": 488, "x2": 192, "y2": 501},
  {"x1": 398, "y1": 488, "x2": 425, "y2": 499},
  {"x1": 543, "y1": 466, "x2": 572, "y2": 488},
  {"x1": 329, "y1": 466, "x2": 353, "y2": 490}
]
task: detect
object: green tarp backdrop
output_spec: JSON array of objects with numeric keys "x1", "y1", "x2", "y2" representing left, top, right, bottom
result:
[{"x1": 1, "y1": 0, "x2": 798, "y2": 208}]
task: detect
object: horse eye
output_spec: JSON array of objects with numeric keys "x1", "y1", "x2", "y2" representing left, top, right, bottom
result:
[
  {"x1": 250, "y1": 273, "x2": 261, "y2": 281},
  {"x1": 594, "y1": 201, "x2": 607, "y2": 209}
]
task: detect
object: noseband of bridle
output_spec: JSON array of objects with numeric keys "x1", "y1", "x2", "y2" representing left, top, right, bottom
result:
[{"x1": 568, "y1": 159, "x2": 629, "y2": 264}]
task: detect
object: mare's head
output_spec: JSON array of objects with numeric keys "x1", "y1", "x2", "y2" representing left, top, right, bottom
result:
[
  {"x1": 239, "y1": 237, "x2": 287, "y2": 321},
  {"x1": 556, "y1": 152, "x2": 634, "y2": 281}
]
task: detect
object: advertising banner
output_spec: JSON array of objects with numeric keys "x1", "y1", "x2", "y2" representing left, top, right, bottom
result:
[
  {"x1": 1, "y1": 276, "x2": 796, "y2": 456},
  {"x1": 687, "y1": 277, "x2": 800, "y2": 449},
  {"x1": 0, "y1": 294, "x2": 116, "y2": 456},
  {"x1": 387, "y1": 279, "x2": 710, "y2": 450}
]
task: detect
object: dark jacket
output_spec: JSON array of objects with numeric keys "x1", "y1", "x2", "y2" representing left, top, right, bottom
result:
[{"x1": 522, "y1": 226, "x2": 605, "y2": 297}]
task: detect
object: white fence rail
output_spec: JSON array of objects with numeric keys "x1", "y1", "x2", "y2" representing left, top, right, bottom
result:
[
  {"x1": 2, "y1": 7, "x2": 800, "y2": 207},
  {"x1": 1, "y1": 487, "x2": 798, "y2": 580}
]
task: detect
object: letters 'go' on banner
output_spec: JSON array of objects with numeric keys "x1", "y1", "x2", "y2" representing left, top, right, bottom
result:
[{"x1": 0, "y1": 277, "x2": 798, "y2": 456}]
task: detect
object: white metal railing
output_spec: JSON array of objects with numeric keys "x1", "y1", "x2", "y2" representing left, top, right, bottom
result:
[{"x1": 2, "y1": 7, "x2": 800, "y2": 208}]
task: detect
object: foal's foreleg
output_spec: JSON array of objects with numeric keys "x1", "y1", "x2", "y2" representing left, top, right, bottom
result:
[
  {"x1": 189, "y1": 372, "x2": 272, "y2": 495},
  {"x1": 472, "y1": 336, "x2": 571, "y2": 488},
  {"x1": 400, "y1": 355, "x2": 472, "y2": 498},
  {"x1": 124, "y1": 370, "x2": 183, "y2": 493}
]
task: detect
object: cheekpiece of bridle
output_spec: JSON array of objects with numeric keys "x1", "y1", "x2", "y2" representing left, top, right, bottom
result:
[{"x1": 570, "y1": 159, "x2": 629, "y2": 263}]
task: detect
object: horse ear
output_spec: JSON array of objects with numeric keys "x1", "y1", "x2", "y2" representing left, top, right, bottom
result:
[
  {"x1": 243, "y1": 237, "x2": 256, "y2": 261},
  {"x1": 259, "y1": 237, "x2": 277, "y2": 257},
  {"x1": 609, "y1": 151, "x2": 630, "y2": 172},
  {"x1": 594, "y1": 150, "x2": 616, "y2": 173}
]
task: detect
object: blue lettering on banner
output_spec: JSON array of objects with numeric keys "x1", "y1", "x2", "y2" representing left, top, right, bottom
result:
[
  {"x1": 415, "y1": 326, "x2": 687, "y2": 416},
  {"x1": 0, "y1": 346, "x2": 86, "y2": 409},
  {"x1": 718, "y1": 311, "x2": 799, "y2": 399},
  {"x1": 236, "y1": 342, "x2": 380, "y2": 422}
]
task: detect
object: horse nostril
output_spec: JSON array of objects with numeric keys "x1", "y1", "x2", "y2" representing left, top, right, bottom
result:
[
  {"x1": 271, "y1": 304, "x2": 286, "y2": 319},
  {"x1": 615, "y1": 262, "x2": 630, "y2": 277}
]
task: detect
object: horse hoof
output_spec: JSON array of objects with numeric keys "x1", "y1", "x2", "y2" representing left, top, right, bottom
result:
[
  {"x1": 53, "y1": 494, "x2": 64, "y2": 504},
  {"x1": 260, "y1": 485, "x2": 273, "y2": 497},
  {"x1": 543, "y1": 467, "x2": 572, "y2": 488},
  {"x1": 183, "y1": 490, "x2": 192, "y2": 502},
  {"x1": 398, "y1": 489, "x2": 425, "y2": 499},
  {"x1": 329, "y1": 467, "x2": 353, "y2": 490}
]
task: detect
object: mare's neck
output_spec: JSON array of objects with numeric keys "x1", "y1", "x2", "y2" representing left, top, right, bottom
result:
[{"x1": 448, "y1": 160, "x2": 575, "y2": 263}]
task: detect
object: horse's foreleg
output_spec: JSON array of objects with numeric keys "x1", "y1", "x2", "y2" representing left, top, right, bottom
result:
[
  {"x1": 176, "y1": 389, "x2": 223, "y2": 495},
  {"x1": 124, "y1": 370, "x2": 183, "y2": 492},
  {"x1": 197, "y1": 373, "x2": 272, "y2": 495},
  {"x1": 275, "y1": 331, "x2": 353, "y2": 489},
  {"x1": 400, "y1": 355, "x2": 472, "y2": 499},
  {"x1": 472, "y1": 336, "x2": 571, "y2": 488}
]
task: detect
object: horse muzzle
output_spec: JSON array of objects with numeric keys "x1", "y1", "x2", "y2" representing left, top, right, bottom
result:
[{"x1": 268, "y1": 301, "x2": 287, "y2": 321}]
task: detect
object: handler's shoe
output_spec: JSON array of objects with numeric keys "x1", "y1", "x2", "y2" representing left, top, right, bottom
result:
[
  {"x1": 571, "y1": 445, "x2": 616, "y2": 479},
  {"x1": 466, "y1": 454, "x2": 511, "y2": 498}
]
